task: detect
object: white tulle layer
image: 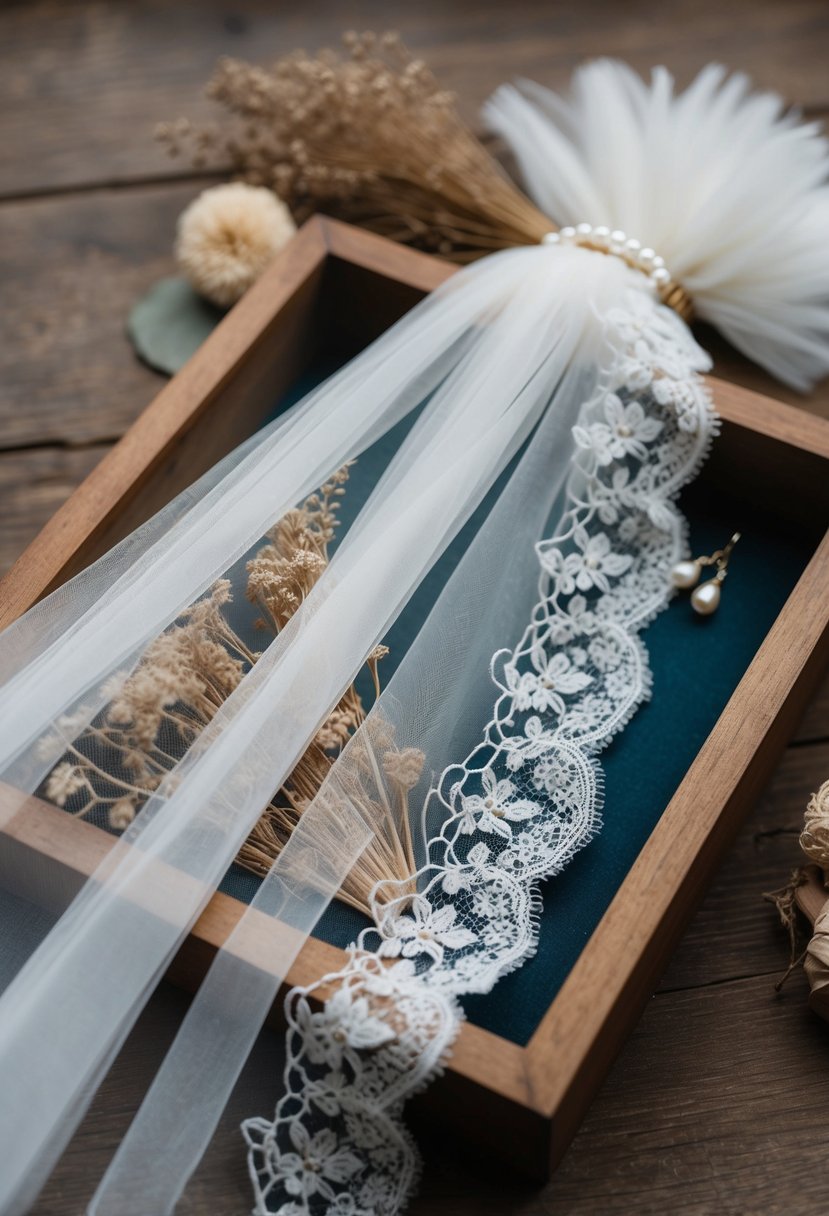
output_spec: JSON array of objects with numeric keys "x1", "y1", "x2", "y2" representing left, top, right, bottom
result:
[
  {"x1": 0, "y1": 244, "x2": 629, "y2": 1216},
  {"x1": 485, "y1": 61, "x2": 829, "y2": 389},
  {"x1": 241, "y1": 284, "x2": 717, "y2": 1216}
]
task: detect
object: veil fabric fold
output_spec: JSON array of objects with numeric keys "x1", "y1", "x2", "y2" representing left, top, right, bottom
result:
[{"x1": 0, "y1": 242, "x2": 623, "y2": 1215}]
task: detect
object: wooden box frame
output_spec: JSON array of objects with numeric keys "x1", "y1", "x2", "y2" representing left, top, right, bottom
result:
[{"x1": 2, "y1": 216, "x2": 828, "y2": 1179}]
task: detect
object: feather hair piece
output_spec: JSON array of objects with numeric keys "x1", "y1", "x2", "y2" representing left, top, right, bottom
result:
[{"x1": 486, "y1": 61, "x2": 829, "y2": 387}]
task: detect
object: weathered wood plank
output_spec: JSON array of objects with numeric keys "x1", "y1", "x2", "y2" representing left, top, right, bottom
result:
[
  {"x1": 658, "y1": 740, "x2": 829, "y2": 992},
  {"x1": 795, "y1": 672, "x2": 829, "y2": 743},
  {"x1": 1, "y1": 0, "x2": 828, "y2": 197},
  {"x1": 0, "y1": 183, "x2": 192, "y2": 449},
  {"x1": 0, "y1": 444, "x2": 108, "y2": 575},
  {"x1": 414, "y1": 970, "x2": 829, "y2": 1216}
]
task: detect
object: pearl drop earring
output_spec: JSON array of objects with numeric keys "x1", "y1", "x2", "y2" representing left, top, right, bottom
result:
[{"x1": 670, "y1": 533, "x2": 740, "y2": 616}]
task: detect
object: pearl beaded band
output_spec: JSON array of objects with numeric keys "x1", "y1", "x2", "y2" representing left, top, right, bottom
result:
[{"x1": 542, "y1": 223, "x2": 692, "y2": 321}]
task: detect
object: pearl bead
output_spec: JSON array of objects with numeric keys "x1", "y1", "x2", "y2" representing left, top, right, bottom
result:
[
  {"x1": 691, "y1": 578, "x2": 721, "y2": 615},
  {"x1": 540, "y1": 224, "x2": 682, "y2": 308},
  {"x1": 670, "y1": 559, "x2": 701, "y2": 589}
]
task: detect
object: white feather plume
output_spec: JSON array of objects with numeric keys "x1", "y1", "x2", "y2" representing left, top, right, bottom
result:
[{"x1": 485, "y1": 61, "x2": 829, "y2": 389}]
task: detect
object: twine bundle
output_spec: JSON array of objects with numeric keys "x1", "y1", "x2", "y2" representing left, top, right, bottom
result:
[
  {"x1": 158, "y1": 30, "x2": 553, "y2": 262},
  {"x1": 799, "y1": 781, "x2": 829, "y2": 1018},
  {"x1": 800, "y1": 778, "x2": 829, "y2": 870},
  {"x1": 804, "y1": 895, "x2": 829, "y2": 1020}
]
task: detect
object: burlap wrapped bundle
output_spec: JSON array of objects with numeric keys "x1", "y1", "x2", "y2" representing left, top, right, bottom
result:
[
  {"x1": 801, "y1": 779, "x2": 829, "y2": 870},
  {"x1": 803, "y1": 894, "x2": 829, "y2": 1020},
  {"x1": 793, "y1": 779, "x2": 829, "y2": 1018}
]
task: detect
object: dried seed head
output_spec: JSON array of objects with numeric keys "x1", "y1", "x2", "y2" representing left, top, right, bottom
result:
[
  {"x1": 162, "y1": 32, "x2": 551, "y2": 260},
  {"x1": 40, "y1": 461, "x2": 415, "y2": 916},
  {"x1": 175, "y1": 182, "x2": 297, "y2": 307}
]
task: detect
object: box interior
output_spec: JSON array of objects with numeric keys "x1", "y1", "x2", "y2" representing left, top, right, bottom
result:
[
  {"x1": 17, "y1": 249, "x2": 824, "y2": 1050},
  {"x1": 214, "y1": 345, "x2": 821, "y2": 1048}
]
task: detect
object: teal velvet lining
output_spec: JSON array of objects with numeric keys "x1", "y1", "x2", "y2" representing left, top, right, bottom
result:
[{"x1": 217, "y1": 363, "x2": 818, "y2": 1047}]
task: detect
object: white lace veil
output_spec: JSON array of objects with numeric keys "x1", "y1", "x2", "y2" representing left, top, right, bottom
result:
[
  {"x1": 0, "y1": 239, "x2": 625, "y2": 1214},
  {"x1": 0, "y1": 58, "x2": 827, "y2": 1216}
]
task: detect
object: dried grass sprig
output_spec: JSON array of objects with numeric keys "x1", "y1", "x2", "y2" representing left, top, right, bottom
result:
[
  {"x1": 157, "y1": 30, "x2": 552, "y2": 261},
  {"x1": 40, "y1": 466, "x2": 418, "y2": 916}
]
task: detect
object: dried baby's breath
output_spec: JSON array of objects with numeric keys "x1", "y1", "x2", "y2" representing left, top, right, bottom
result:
[
  {"x1": 40, "y1": 466, "x2": 417, "y2": 916},
  {"x1": 158, "y1": 30, "x2": 551, "y2": 261},
  {"x1": 247, "y1": 465, "x2": 347, "y2": 630},
  {"x1": 109, "y1": 800, "x2": 136, "y2": 831},
  {"x1": 382, "y1": 747, "x2": 425, "y2": 791}
]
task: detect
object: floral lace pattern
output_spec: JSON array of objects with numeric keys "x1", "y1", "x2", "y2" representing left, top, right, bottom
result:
[{"x1": 243, "y1": 287, "x2": 717, "y2": 1215}]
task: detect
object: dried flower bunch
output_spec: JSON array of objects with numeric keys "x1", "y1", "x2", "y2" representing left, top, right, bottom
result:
[
  {"x1": 242, "y1": 715, "x2": 424, "y2": 913},
  {"x1": 157, "y1": 30, "x2": 552, "y2": 262},
  {"x1": 39, "y1": 467, "x2": 420, "y2": 916}
]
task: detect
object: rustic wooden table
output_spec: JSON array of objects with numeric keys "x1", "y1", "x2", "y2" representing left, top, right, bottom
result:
[{"x1": 2, "y1": 2, "x2": 828, "y2": 1212}]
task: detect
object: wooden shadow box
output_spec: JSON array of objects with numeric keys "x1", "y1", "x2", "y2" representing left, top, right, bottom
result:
[{"x1": 2, "y1": 216, "x2": 828, "y2": 1180}]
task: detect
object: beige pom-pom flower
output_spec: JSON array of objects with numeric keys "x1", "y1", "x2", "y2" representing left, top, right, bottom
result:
[{"x1": 175, "y1": 182, "x2": 296, "y2": 308}]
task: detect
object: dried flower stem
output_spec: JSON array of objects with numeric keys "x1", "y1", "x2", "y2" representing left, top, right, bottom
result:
[{"x1": 41, "y1": 466, "x2": 421, "y2": 916}]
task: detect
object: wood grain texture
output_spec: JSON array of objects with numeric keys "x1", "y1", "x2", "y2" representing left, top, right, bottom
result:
[
  {"x1": 0, "y1": 443, "x2": 107, "y2": 572},
  {"x1": 0, "y1": 182, "x2": 193, "y2": 449},
  {"x1": 657, "y1": 742, "x2": 829, "y2": 992},
  {"x1": 415, "y1": 972, "x2": 829, "y2": 1216},
  {"x1": 796, "y1": 679, "x2": 829, "y2": 743},
  {"x1": 2, "y1": 0, "x2": 829, "y2": 197}
]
